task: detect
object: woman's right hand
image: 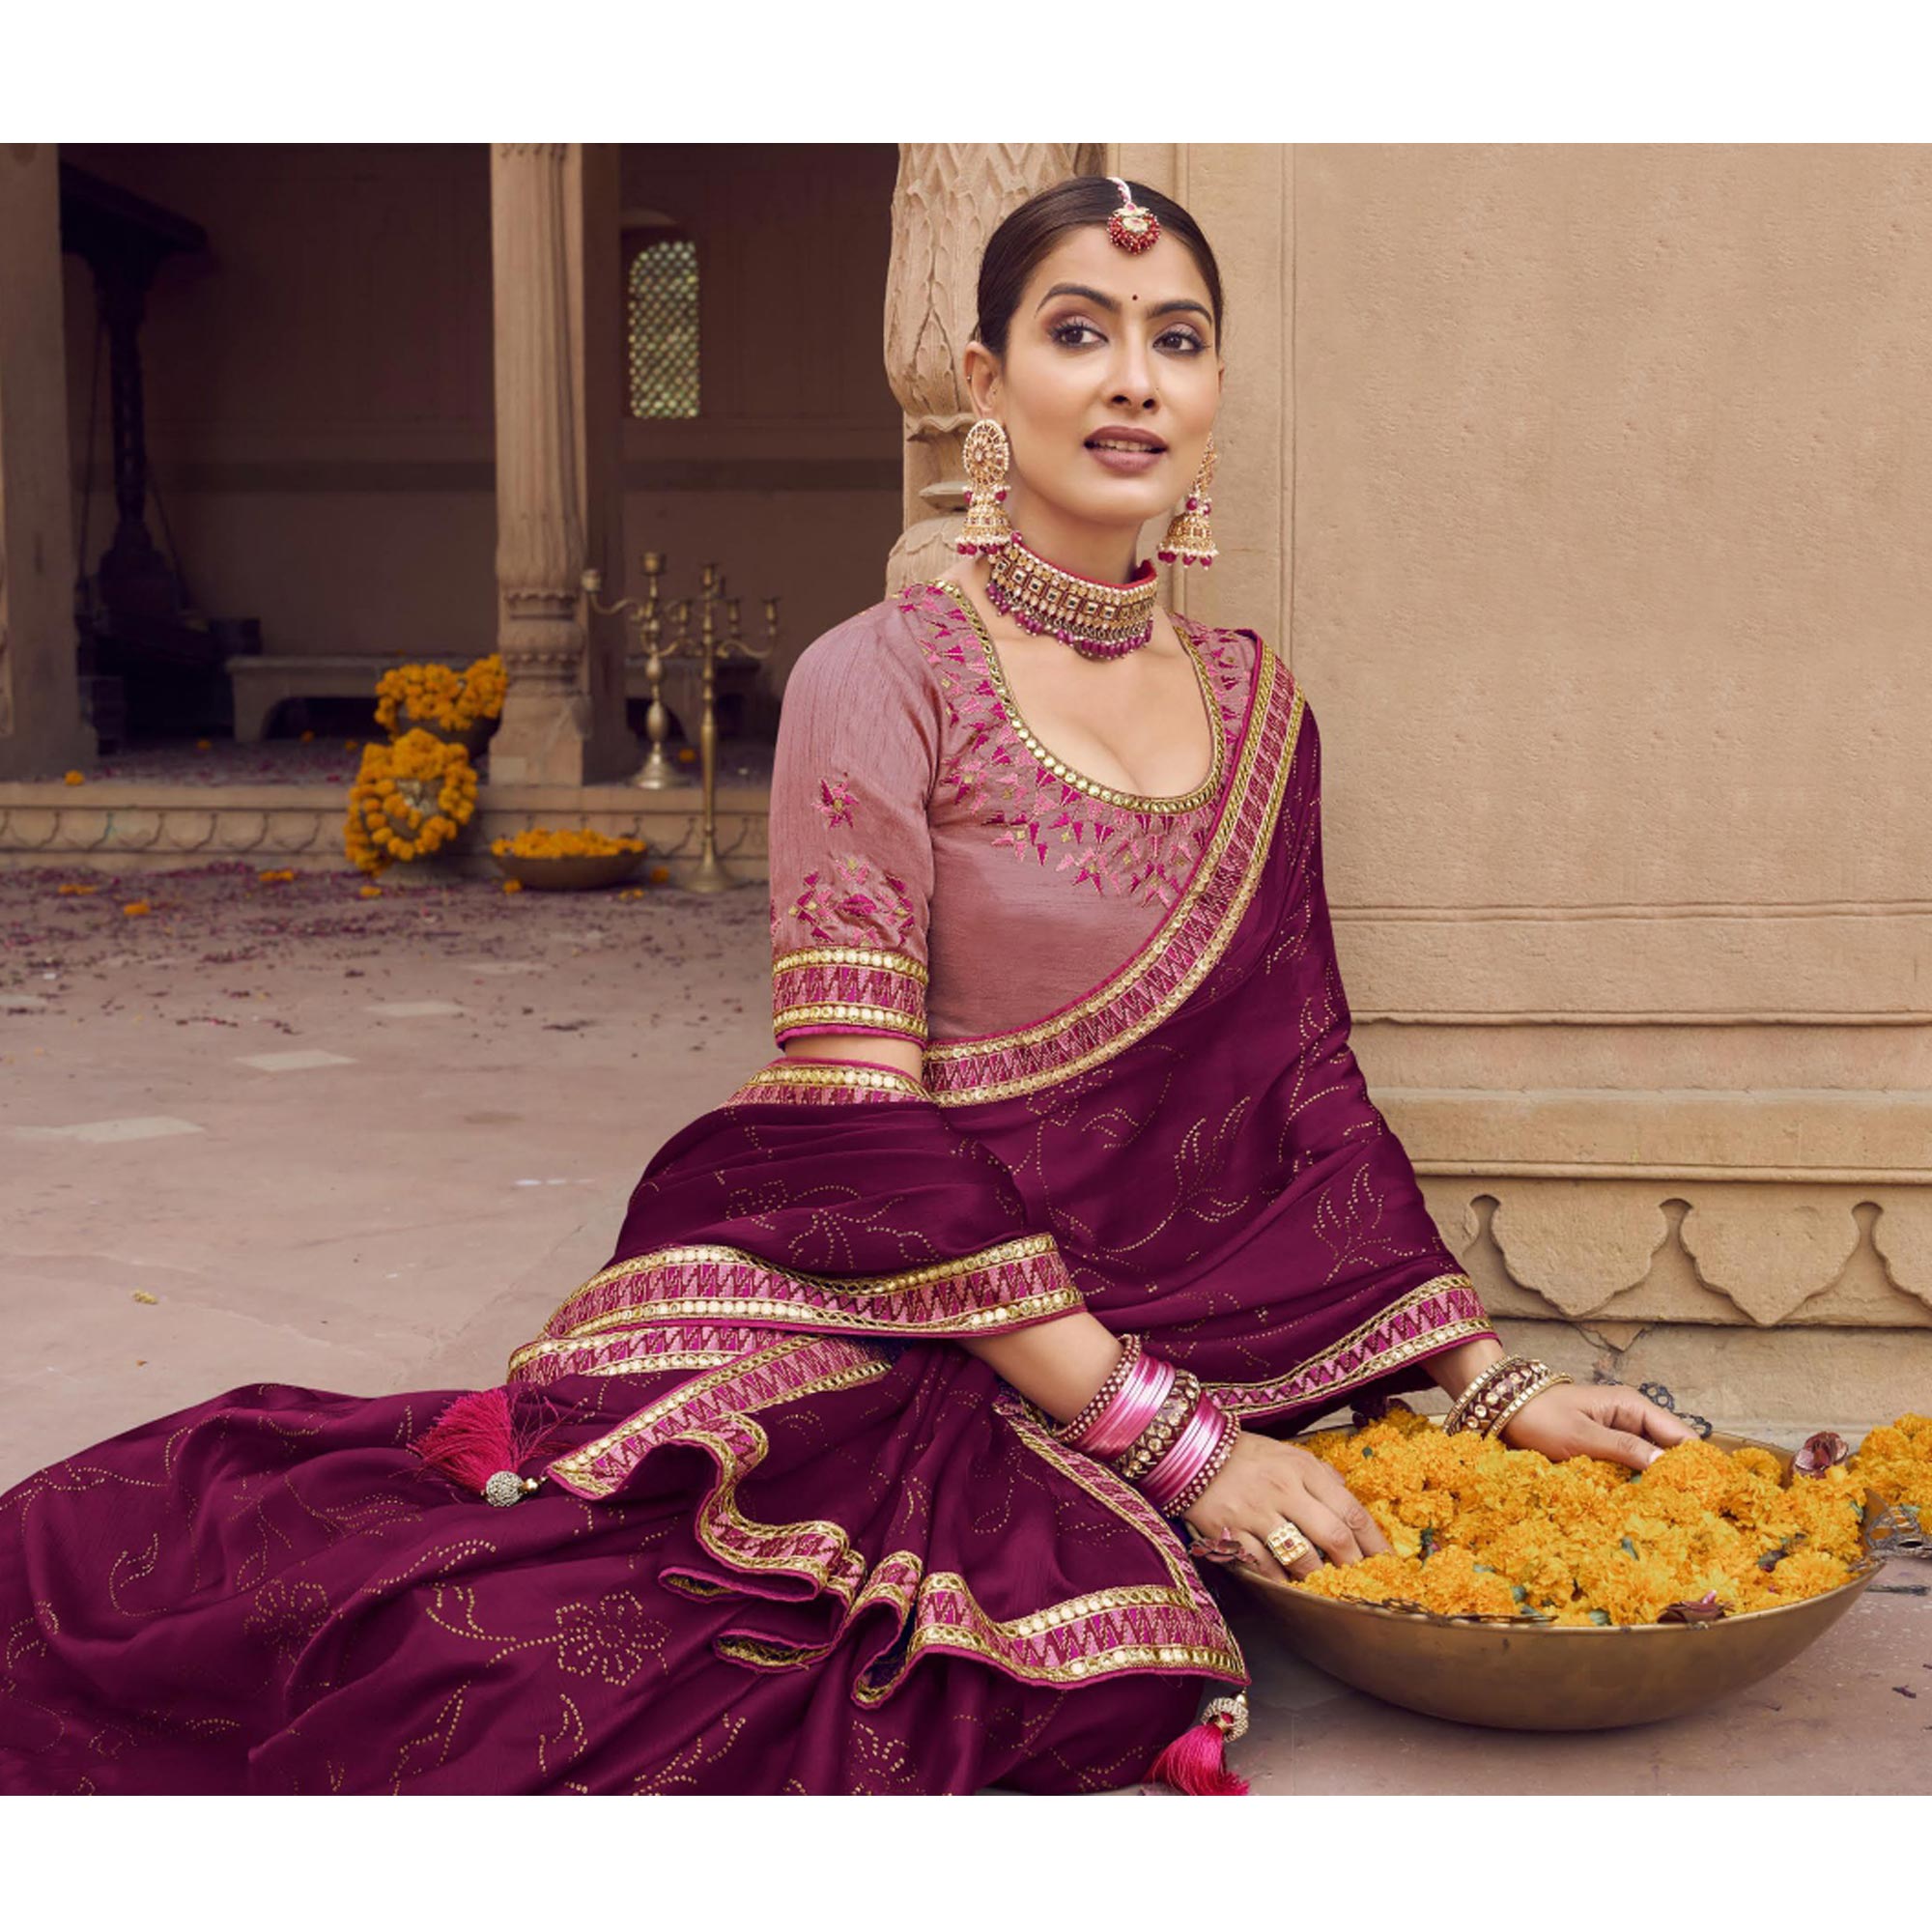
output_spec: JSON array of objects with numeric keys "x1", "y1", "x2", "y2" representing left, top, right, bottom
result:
[{"x1": 1181, "y1": 1430, "x2": 1389, "y2": 1577}]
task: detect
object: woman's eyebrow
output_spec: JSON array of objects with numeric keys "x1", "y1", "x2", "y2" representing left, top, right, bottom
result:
[{"x1": 1034, "y1": 280, "x2": 1212, "y2": 323}]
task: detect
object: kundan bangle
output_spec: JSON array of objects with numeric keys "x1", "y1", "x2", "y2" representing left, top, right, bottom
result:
[
  {"x1": 1053, "y1": 1333, "x2": 1144, "y2": 1448},
  {"x1": 1448, "y1": 1362, "x2": 1543, "y2": 1437},
  {"x1": 1080, "y1": 1351, "x2": 1178, "y2": 1461},
  {"x1": 1484, "y1": 1367, "x2": 1574, "y2": 1441},
  {"x1": 1444, "y1": 1354, "x2": 1534, "y2": 1435},
  {"x1": 1143, "y1": 1392, "x2": 1241, "y2": 1517},
  {"x1": 1114, "y1": 1370, "x2": 1203, "y2": 1484}
]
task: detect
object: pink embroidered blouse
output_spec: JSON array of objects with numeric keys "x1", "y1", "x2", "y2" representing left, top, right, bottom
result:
[{"x1": 767, "y1": 579, "x2": 1264, "y2": 1054}]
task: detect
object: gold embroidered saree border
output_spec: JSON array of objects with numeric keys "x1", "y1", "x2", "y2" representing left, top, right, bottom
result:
[
  {"x1": 921, "y1": 650, "x2": 1303, "y2": 1106},
  {"x1": 773, "y1": 1001, "x2": 925, "y2": 1042},
  {"x1": 518, "y1": 1231, "x2": 1082, "y2": 1364},
  {"x1": 538, "y1": 1332, "x2": 1246, "y2": 1696},
  {"x1": 773, "y1": 944, "x2": 928, "y2": 986},
  {"x1": 1200, "y1": 1272, "x2": 1498, "y2": 1419},
  {"x1": 724, "y1": 1059, "x2": 928, "y2": 1106}
]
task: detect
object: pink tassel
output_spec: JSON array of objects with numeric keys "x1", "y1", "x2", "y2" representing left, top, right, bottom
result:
[
  {"x1": 1146, "y1": 1703, "x2": 1249, "y2": 1796},
  {"x1": 412, "y1": 1386, "x2": 563, "y2": 1502}
]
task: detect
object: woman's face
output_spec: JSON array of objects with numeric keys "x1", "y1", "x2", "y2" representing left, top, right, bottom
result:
[{"x1": 967, "y1": 223, "x2": 1223, "y2": 546}]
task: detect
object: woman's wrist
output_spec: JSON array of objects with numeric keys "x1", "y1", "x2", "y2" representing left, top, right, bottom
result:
[
  {"x1": 955, "y1": 1310, "x2": 1127, "y2": 1427},
  {"x1": 1426, "y1": 1334, "x2": 1508, "y2": 1403}
]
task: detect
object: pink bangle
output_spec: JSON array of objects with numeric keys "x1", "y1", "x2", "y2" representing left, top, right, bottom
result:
[
  {"x1": 1080, "y1": 1354, "x2": 1178, "y2": 1461},
  {"x1": 1141, "y1": 1392, "x2": 1231, "y2": 1515},
  {"x1": 1162, "y1": 1405, "x2": 1240, "y2": 1519}
]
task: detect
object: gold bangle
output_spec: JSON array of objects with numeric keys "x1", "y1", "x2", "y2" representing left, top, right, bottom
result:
[
  {"x1": 1115, "y1": 1371, "x2": 1202, "y2": 1484},
  {"x1": 1486, "y1": 1369, "x2": 1574, "y2": 1442},
  {"x1": 1460, "y1": 1363, "x2": 1544, "y2": 1435},
  {"x1": 1445, "y1": 1355, "x2": 1535, "y2": 1435}
]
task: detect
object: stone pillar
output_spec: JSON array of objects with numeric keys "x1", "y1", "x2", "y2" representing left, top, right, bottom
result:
[
  {"x1": 487, "y1": 143, "x2": 632, "y2": 786},
  {"x1": 0, "y1": 146, "x2": 89, "y2": 780},
  {"x1": 883, "y1": 143, "x2": 1101, "y2": 594}
]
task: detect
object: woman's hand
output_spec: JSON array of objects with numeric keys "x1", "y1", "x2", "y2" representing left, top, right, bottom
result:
[
  {"x1": 1180, "y1": 1431, "x2": 1387, "y2": 1578},
  {"x1": 1498, "y1": 1378, "x2": 1699, "y2": 1469}
]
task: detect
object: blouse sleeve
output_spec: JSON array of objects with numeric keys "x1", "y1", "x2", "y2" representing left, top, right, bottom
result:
[{"x1": 766, "y1": 607, "x2": 942, "y2": 1051}]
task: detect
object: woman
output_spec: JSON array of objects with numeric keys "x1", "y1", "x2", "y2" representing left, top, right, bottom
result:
[{"x1": 0, "y1": 177, "x2": 1694, "y2": 1797}]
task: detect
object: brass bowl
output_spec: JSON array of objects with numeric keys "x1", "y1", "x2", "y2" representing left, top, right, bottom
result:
[
  {"x1": 1231, "y1": 1426, "x2": 1891, "y2": 1730},
  {"x1": 490, "y1": 849, "x2": 648, "y2": 892}
]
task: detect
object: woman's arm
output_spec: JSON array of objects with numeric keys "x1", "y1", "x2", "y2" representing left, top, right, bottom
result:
[{"x1": 781, "y1": 1031, "x2": 1126, "y2": 1421}]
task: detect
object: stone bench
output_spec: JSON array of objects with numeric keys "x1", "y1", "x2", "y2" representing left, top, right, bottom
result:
[
  {"x1": 228, "y1": 654, "x2": 762, "y2": 744},
  {"x1": 228, "y1": 655, "x2": 411, "y2": 743}
]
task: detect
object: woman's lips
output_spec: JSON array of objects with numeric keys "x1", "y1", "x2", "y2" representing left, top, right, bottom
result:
[{"x1": 1084, "y1": 441, "x2": 1164, "y2": 474}]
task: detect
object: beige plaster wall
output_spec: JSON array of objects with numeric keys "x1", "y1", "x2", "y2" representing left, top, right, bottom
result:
[
  {"x1": 58, "y1": 143, "x2": 902, "y2": 713},
  {"x1": 1108, "y1": 144, "x2": 1932, "y2": 1420}
]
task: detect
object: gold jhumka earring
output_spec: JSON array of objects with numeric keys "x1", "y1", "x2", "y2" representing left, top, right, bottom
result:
[
  {"x1": 1158, "y1": 431, "x2": 1219, "y2": 568},
  {"x1": 956, "y1": 417, "x2": 1015, "y2": 555}
]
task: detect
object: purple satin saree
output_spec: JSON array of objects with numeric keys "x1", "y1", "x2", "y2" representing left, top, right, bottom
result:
[{"x1": 0, "y1": 597, "x2": 1493, "y2": 1795}]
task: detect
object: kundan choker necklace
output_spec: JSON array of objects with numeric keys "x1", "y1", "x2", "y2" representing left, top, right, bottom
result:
[{"x1": 983, "y1": 533, "x2": 1159, "y2": 660}]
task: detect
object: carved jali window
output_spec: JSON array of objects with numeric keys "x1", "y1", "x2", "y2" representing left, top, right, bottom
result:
[{"x1": 627, "y1": 236, "x2": 699, "y2": 419}]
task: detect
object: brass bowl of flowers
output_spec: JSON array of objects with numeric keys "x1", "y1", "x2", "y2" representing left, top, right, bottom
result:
[
  {"x1": 490, "y1": 827, "x2": 649, "y2": 891},
  {"x1": 1230, "y1": 1414, "x2": 1921, "y2": 1732}
]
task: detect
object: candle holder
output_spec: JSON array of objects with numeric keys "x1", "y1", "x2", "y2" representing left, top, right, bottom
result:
[{"x1": 581, "y1": 554, "x2": 779, "y2": 892}]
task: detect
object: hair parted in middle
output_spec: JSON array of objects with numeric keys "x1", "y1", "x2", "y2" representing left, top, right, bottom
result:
[{"x1": 971, "y1": 176, "x2": 1227, "y2": 359}]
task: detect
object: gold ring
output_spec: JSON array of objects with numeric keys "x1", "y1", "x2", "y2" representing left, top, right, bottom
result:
[{"x1": 1264, "y1": 1521, "x2": 1315, "y2": 1571}]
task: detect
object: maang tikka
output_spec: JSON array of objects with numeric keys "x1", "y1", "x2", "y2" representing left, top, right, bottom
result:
[{"x1": 1158, "y1": 431, "x2": 1219, "y2": 569}]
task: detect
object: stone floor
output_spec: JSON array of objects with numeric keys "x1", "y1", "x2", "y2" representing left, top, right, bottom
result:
[{"x1": 2, "y1": 860, "x2": 1926, "y2": 1794}]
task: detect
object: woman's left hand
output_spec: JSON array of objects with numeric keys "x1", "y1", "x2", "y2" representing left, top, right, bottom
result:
[{"x1": 1498, "y1": 1379, "x2": 1701, "y2": 1470}]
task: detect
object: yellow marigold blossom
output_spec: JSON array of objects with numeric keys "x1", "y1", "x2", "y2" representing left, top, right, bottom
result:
[
  {"x1": 342, "y1": 731, "x2": 477, "y2": 876},
  {"x1": 491, "y1": 827, "x2": 647, "y2": 861},
  {"x1": 648, "y1": 865, "x2": 671, "y2": 885},
  {"x1": 358, "y1": 885, "x2": 383, "y2": 898},
  {"x1": 257, "y1": 868, "x2": 297, "y2": 884},
  {"x1": 1272, "y1": 1410, "x2": 1932, "y2": 1628},
  {"x1": 55, "y1": 883, "x2": 99, "y2": 895},
  {"x1": 374, "y1": 654, "x2": 506, "y2": 735},
  {"x1": 121, "y1": 900, "x2": 152, "y2": 917},
  {"x1": 64, "y1": 771, "x2": 85, "y2": 785},
  {"x1": 502, "y1": 877, "x2": 524, "y2": 894}
]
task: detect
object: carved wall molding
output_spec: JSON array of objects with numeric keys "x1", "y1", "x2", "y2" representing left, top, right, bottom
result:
[
  {"x1": 0, "y1": 787, "x2": 768, "y2": 875},
  {"x1": 1421, "y1": 1176, "x2": 1932, "y2": 1332}
]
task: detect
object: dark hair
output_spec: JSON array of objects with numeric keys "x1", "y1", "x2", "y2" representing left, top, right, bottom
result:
[{"x1": 972, "y1": 176, "x2": 1225, "y2": 359}]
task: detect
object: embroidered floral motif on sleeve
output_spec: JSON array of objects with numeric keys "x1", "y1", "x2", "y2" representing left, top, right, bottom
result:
[
  {"x1": 781, "y1": 853, "x2": 918, "y2": 950},
  {"x1": 815, "y1": 775, "x2": 857, "y2": 829}
]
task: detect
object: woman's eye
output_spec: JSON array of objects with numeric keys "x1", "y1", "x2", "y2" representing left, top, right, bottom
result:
[{"x1": 1050, "y1": 319, "x2": 1206, "y2": 353}]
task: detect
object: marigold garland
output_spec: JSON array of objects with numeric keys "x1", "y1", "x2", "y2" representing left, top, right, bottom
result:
[
  {"x1": 343, "y1": 730, "x2": 479, "y2": 876},
  {"x1": 373, "y1": 654, "x2": 507, "y2": 735},
  {"x1": 1282, "y1": 1407, "x2": 1930, "y2": 1627}
]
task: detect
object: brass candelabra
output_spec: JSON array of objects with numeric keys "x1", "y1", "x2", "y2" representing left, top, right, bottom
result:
[{"x1": 582, "y1": 553, "x2": 779, "y2": 893}]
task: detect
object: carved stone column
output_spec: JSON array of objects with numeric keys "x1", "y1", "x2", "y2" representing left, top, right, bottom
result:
[
  {"x1": 487, "y1": 143, "x2": 632, "y2": 785},
  {"x1": 883, "y1": 144, "x2": 1101, "y2": 594},
  {"x1": 0, "y1": 146, "x2": 89, "y2": 780}
]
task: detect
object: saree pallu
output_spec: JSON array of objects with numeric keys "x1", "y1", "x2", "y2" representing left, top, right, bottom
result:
[{"x1": 0, "y1": 644, "x2": 1492, "y2": 1795}]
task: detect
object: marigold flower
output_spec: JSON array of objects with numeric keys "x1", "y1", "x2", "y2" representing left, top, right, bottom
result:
[
  {"x1": 1274, "y1": 1410, "x2": 1931, "y2": 1627},
  {"x1": 121, "y1": 900, "x2": 152, "y2": 917},
  {"x1": 64, "y1": 770, "x2": 85, "y2": 785}
]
